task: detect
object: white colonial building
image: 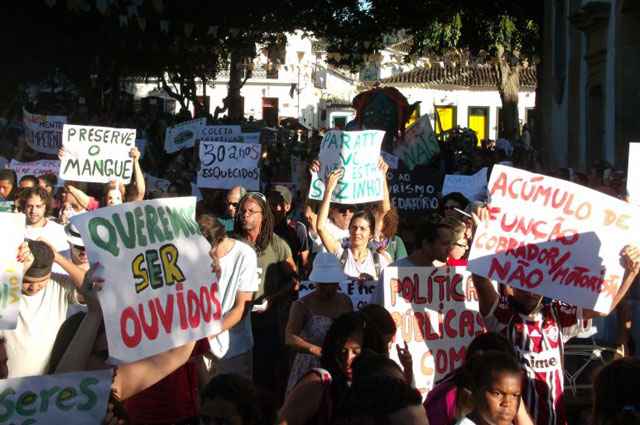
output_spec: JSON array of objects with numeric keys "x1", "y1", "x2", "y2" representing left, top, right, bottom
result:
[{"x1": 129, "y1": 32, "x2": 537, "y2": 141}]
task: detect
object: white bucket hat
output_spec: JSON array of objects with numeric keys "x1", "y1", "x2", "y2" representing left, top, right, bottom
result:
[
  {"x1": 309, "y1": 252, "x2": 348, "y2": 283},
  {"x1": 65, "y1": 222, "x2": 84, "y2": 247}
]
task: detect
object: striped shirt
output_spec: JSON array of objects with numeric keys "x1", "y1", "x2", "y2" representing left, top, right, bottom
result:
[{"x1": 484, "y1": 296, "x2": 588, "y2": 425}]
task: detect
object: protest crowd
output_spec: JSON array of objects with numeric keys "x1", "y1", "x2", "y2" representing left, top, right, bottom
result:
[{"x1": 1, "y1": 92, "x2": 640, "y2": 425}]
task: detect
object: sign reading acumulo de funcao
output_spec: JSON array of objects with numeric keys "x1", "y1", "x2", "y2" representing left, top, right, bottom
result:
[
  {"x1": 308, "y1": 130, "x2": 385, "y2": 204},
  {"x1": 71, "y1": 197, "x2": 222, "y2": 363},
  {"x1": 60, "y1": 124, "x2": 136, "y2": 184},
  {"x1": 468, "y1": 165, "x2": 640, "y2": 313},
  {"x1": 197, "y1": 141, "x2": 261, "y2": 190},
  {"x1": 0, "y1": 369, "x2": 112, "y2": 425}
]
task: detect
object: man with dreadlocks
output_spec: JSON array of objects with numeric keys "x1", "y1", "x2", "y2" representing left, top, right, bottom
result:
[{"x1": 233, "y1": 192, "x2": 299, "y2": 403}]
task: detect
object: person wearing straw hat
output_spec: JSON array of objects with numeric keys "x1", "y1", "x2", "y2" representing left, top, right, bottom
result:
[{"x1": 285, "y1": 252, "x2": 353, "y2": 394}]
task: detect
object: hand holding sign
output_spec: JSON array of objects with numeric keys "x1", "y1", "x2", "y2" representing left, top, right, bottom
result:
[
  {"x1": 621, "y1": 245, "x2": 640, "y2": 275},
  {"x1": 325, "y1": 168, "x2": 345, "y2": 195}
]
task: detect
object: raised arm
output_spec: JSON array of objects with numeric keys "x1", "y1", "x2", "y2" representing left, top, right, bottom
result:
[
  {"x1": 316, "y1": 168, "x2": 344, "y2": 255},
  {"x1": 113, "y1": 340, "x2": 197, "y2": 401},
  {"x1": 583, "y1": 245, "x2": 640, "y2": 319},
  {"x1": 65, "y1": 182, "x2": 92, "y2": 210},
  {"x1": 470, "y1": 205, "x2": 499, "y2": 316},
  {"x1": 54, "y1": 267, "x2": 103, "y2": 373},
  {"x1": 37, "y1": 237, "x2": 87, "y2": 290},
  {"x1": 379, "y1": 156, "x2": 391, "y2": 216},
  {"x1": 130, "y1": 147, "x2": 146, "y2": 201},
  {"x1": 471, "y1": 274, "x2": 499, "y2": 317}
]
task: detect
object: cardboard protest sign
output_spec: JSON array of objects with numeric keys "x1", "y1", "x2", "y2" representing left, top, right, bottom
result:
[
  {"x1": 23, "y1": 109, "x2": 67, "y2": 155},
  {"x1": 308, "y1": 130, "x2": 385, "y2": 204},
  {"x1": 164, "y1": 118, "x2": 206, "y2": 153},
  {"x1": 200, "y1": 125, "x2": 242, "y2": 142},
  {"x1": 468, "y1": 165, "x2": 640, "y2": 313},
  {"x1": 9, "y1": 159, "x2": 61, "y2": 184},
  {"x1": 628, "y1": 143, "x2": 640, "y2": 205},
  {"x1": 70, "y1": 197, "x2": 222, "y2": 362},
  {"x1": 0, "y1": 369, "x2": 112, "y2": 424},
  {"x1": 387, "y1": 166, "x2": 442, "y2": 216},
  {"x1": 144, "y1": 173, "x2": 171, "y2": 193},
  {"x1": 394, "y1": 115, "x2": 440, "y2": 171},
  {"x1": 442, "y1": 168, "x2": 488, "y2": 202},
  {"x1": 241, "y1": 132, "x2": 261, "y2": 144},
  {"x1": 299, "y1": 280, "x2": 376, "y2": 310},
  {"x1": 197, "y1": 141, "x2": 260, "y2": 190},
  {"x1": 0, "y1": 213, "x2": 25, "y2": 330},
  {"x1": 60, "y1": 124, "x2": 136, "y2": 184},
  {"x1": 383, "y1": 267, "x2": 485, "y2": 396}
]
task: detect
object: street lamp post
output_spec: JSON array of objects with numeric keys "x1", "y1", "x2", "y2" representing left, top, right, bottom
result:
[{"x1": 296, "y1": 51, "x2": 305, "y2": 121}]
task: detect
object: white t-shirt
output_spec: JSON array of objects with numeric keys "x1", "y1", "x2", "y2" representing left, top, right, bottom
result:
[
  {"x1": 334, "y1": 245, "x2": 390, "y2": 280},
  {"x1": 454, "y1": 418, "x2": 477, "y2": 425},
  {"x1": 209, "y1": 240, "x2": 259, "y2": 359},
  {"x1": 25, "y1": 220, "x2": 70, "y2": 275},
  {"x1": 1, "y1": 274, "x2": 76, "y2": 377},
  {"x1": 310, "y1": 220, "x2": 349, "y2": 253}
]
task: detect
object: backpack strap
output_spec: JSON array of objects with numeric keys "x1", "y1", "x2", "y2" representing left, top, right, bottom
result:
[
  {"x1": 372, "y1": 251, "x2": 382, "y2": 280},
  {"x1": 339, "y1": 248, "x2": 349, "y2": 267}
]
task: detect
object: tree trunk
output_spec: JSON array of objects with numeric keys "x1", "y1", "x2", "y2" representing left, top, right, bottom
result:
[
  {"x1": 496, "y1": 53, "x2": 521, "y2": 142},
  {"x1": 226, "y1": 48, "x2": 244, "y2": 122}
]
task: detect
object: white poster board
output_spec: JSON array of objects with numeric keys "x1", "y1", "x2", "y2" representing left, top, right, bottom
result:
[
  {"x1": 442, "y1": 168, "x2": 488, "y2": 201},
  {"x1": 70, "y1": 197, "x2": 222, "y2": 362},
  {"x1": 23, "y1": 109, "x2": 67, "y2": 155},
  {"x1": 9, "y1": 159, "x2": 61, "y2": 183},
  {"x1": 60, "y1": 124, "x2": 136, "y2": 184},
  {"x1": 197, "y1": 141, "x2": 260, "y2": 190},
  {"x1": 164, "y1": 118, "x2": 206, "y2": 153},
  {"x1": 200, "y1": 125, "x2": 242, "y2": 142},
  {"x1": 627, "y1": 142, "x2": 640, "y2": 205},
  {"x1": 383, "y1": 267, "x2": 485, "y2": 396},
  {"x1": 468, "y1": 165, "x2": 640, "y2": 313},
  {"x1": 299, "y1": 280, "x2": 376, "y2": 310},
  {"x1": 0, "y1": 213, "x2": 25, "y2": 330},
  {"x1": 0, "y1": 369, "x2": 112, "y2": 424},
  {"x1": 308, "y1": 130, "x2": 385, "y2": 204}
]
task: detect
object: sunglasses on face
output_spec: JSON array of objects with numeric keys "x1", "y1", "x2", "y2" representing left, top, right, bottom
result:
[
  {"x1": 226, "y1": 201, "x2": 239, "y2": 208},
  {"x1": 72, "y1": 244, "x2": 85, "y2": 252}
]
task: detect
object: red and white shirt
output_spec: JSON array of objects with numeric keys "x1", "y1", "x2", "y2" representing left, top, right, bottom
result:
[{"x1": 484, "y1": 296, "x2": 589, "y2": 425}]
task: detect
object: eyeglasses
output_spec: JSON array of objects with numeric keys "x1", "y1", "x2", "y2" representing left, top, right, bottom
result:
[{"x1": 240, "y1": 208, "x2": 262, "y2": 217}]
